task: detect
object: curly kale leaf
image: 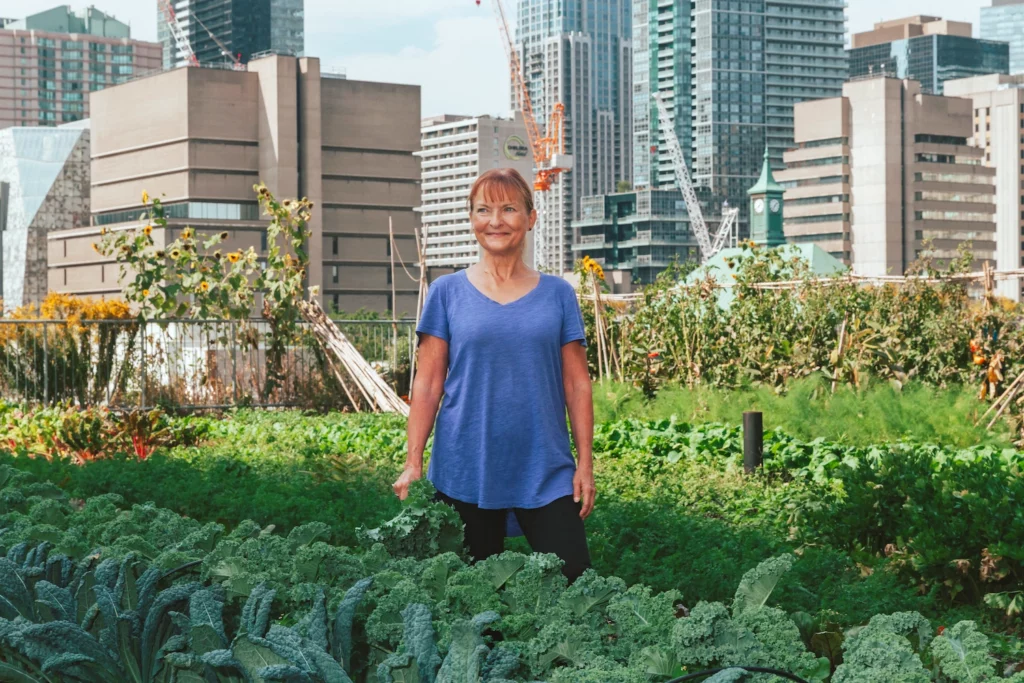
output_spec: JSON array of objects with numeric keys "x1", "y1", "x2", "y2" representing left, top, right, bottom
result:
[
  {"x1": 831, "y1": 612, "x2": 931, "y2": 683},
  {"x1": 356, "y1": 481, "x2": 463, "y2": 560},
  {"x1": 481, "y1": 643, "x2": 521, "y2": 682},
  {"x1": 929, "y1": 621, "x2": 997, "y2": 682},
  {"x1": 705, "y1": 669, "x2": 750, "y2": 682},
  {"x1": 436, "y1": 610, "x2": 499, "y2": 683},
  {"x1": 731, "y1": 554, "x2": 793, "y2": 617},
  {"x1": 606, "y1": 584, "x2": 683, "y2": 655},
  {"x1": 365, "y1": 579, "x2": 432, "y2": 648},
  {"x1": 189, "y1": 587, "x2": 228, "y2": 656}
]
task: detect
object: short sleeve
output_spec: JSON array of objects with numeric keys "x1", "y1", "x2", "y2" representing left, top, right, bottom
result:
[
  {"x1": 416, "y1": 278, "x2": 450, "y2": 342},
  {"x1": 560, "y1": 282, "x2": 587, "y2": 347}
]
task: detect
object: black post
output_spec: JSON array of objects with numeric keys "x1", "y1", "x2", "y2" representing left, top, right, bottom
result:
[{"x1": 743, "y1": 411, "x2": 763, "y2": 474}]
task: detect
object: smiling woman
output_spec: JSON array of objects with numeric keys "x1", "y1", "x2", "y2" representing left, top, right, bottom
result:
[{"x1": 394, "y1": 167, "x2": 596, "y2": 583}]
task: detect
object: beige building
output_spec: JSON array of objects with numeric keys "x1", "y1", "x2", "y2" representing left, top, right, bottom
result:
[
  {"x1": 0, "y1": 5, "x2": 161, "y2": 128},
  {"x1": 778, "y1": 78, "x2": 997, "y2": 275},
  {"x1": 47, "y1": 54, "x2": 432, "y2": 317},
  {"x1": 945, "y1": 73, "x2": 1024, "y2": 300},
  {"x1": 416, "y1": 113, "x2": 534, "y2": 270}
]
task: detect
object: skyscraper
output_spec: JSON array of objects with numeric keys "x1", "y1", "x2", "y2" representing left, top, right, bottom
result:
[
  {"x1": 0, "y1": 5, "x2": 161, "y2": 128},
  {"x1": 634, "y1": 0, "x2": 846, "y2": 237},
  {"x1": 849, "y1": 16, "x2": 1009, "y2": 95},
  {"x1": 515, "y1": 0, "x2": 632, "y2": 273},
  {"x1": 981, "y1": 1, "x2": 1024, "y2": 75},
  {"x1": 159, "y1": 0, "x2": 305, "y2": 69}
]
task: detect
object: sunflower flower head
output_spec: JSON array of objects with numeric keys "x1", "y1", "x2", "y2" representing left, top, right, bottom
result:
[
  {"x1": 143, "y1": 225, "x2": 153, "y2": 236},
  {"x1": 228, "y1": 251, "x2": 241, "y2": 264},
  {"x1": 199, "y1": 281, "x2": 210, "y2": 293},
  {"x1": 182, "y1": 227, "x2": 193, "y2": 240},
  {"x1": 141, "y1": 190, "x2": 149, "y2": 205}
]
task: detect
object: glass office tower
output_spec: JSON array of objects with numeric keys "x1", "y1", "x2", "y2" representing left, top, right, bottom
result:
[
  {"x1": 982, "y1": 0, "x2": 1024, "y2": 75},
  {"x1": 634, "y1": 0, "x2": 846, "y2": 232}
]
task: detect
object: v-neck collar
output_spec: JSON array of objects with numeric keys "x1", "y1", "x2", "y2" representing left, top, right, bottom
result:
[{"x1": 460, "y1": 269, "x2": 545, "y2": 307}]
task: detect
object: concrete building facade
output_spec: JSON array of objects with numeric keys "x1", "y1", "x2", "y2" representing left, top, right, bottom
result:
[
  {"x1": 849, "y1": 16, "x2": 1009, "y2": 95},
  {"x1": 0, "y1": 5, "x2": 161, "y2": 128},
  {"x1": 777, "y1": 78, "x2": 997, "y2": 275},
  {"x1": 515, "y1": 0, "x2": 632, "y2": 273},
  {"x1": 159, "y1": 0, "x2": 305, "y2": 69},
  {"x1": 632, "y1": 0, "x2": 847, "y2": 239},
  {"x1": 0, "y1": 122, "x2": 90, "y2": 308},
  {"x1": 46, "y1": 55, "x2": 429, "y2": 317},
  {"x1": 945, "y1": 73, "x2": 1024, "y2": 300},
  {"x1": 416, "y1": 113, "x2": 534, "y2": 270},
  {"x1": 571, "y1": 188, "x2": 695, "y2": 285}
]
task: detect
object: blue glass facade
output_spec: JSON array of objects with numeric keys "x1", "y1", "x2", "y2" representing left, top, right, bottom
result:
[
  {"x1": 636, "y1": 0, "x2": 846, "y2": 234},
  {"x1": 982, "y1": 1, "x2": 1024, "y2": 75},
  {"x1": 516, "y1": 0, "x2": 632, "y2": 271},
  {"x1": 849, "y1": 34, "x2": 1010, "y2": 95}
]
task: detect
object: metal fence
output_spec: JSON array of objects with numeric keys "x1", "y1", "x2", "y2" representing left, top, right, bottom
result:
[{"x1": 0, "y1": 318, "x2": 416, "y2": 411}]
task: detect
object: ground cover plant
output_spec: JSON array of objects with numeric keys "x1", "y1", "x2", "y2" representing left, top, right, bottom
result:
[
  {"x1": 0, "y1": 466, "x2": 1022, "y2": 682},
  {"x1": 2, "y1": 405, "x2": 1024, "y2": 640}
]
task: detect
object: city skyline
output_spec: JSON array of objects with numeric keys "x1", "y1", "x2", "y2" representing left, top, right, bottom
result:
[{"x1": 1, "y1": 0, "x2": 993, "y2": 119}]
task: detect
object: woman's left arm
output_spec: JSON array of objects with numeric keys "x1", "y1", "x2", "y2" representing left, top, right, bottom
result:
[{"x1": 563, "y1": 341, "x2": 595, "y2": 520}]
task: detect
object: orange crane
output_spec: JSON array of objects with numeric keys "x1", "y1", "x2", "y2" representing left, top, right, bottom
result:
[{"x1": 477, "y1": 0, "x2": 573, "y2": 192}]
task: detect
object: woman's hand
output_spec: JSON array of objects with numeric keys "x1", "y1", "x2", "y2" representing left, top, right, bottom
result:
[
  {"x1": 573, "y1": 465, "x2": 596, "y2": 520},
  {"x1": 392, "y1": 465, "x2": 422, "y2": 501}
]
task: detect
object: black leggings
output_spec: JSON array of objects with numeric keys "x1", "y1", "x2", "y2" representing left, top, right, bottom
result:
[{"x1": 434, "y1": 491, "x2": 592, "y2": 583}]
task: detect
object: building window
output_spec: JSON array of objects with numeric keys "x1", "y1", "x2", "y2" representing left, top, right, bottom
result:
[
  {"x1": 332, "y1": 266, "x2": 339, "y2": 284},
  {"x1": 261, "y1": 230, "x2": 268, "y2": 251},
  {"x1": 332, "y1": 237, "x2": 338, "y2": 255}
]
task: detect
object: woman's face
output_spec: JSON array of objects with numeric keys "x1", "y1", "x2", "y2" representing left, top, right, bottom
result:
[{"x1": 470, "y1": 190, "x2": 537, "y2": 258}]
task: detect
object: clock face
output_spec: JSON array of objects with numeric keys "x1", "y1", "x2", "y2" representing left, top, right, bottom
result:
[
  {"x1": 769, "y1": 199, "x2": 781, "y2": 214},
  {"x1": 754, "y1": 198, "x2": 765, "y2": 215}
]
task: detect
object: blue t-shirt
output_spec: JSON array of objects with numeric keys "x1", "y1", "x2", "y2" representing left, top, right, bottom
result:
[{"x1": 416, "y1": 269, "x2": 587, "y2": 535}]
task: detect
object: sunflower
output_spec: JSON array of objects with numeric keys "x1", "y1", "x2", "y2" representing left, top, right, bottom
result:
[
  {"x1": 99, "y1": 227, "x2": 108, "y2": 236},
  {"x1": 142, "y1": 289, "x2": 150, "y2": 297},
  {"x1": 213, "y1": 250, "x2": 222, "y2": 261},
  {"x1": 219, "y1": 231, "x2": 229, "y2": 240},
  {"x1": 227, "y1": 251, "x2": 241, "y2": 264},
  {"x1": 143, "y1": 225, "x2": 153, "y2": 236},
  {"x1": 199, "y1": 281, "x2": 210, "y2": 293},
  {"x1": 170, "y1": 249, "x2": 181, "y2": 259},
  {"x1": 182, "y1": 228, "x2": 193, "y2": 240},
  {"x1": 156, "y1": 250, "x2": 166, "y2": 258},
  {"x1": 91, "y1": 243, "x2": 99, "y2": 253},
  {"x1": 141, "y1": 190, "x2": 149, "y2": 205}
]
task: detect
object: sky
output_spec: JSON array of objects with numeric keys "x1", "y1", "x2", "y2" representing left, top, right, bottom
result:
[{"x1": 0, "y1": 0, "x2": 991, "y2": 118}]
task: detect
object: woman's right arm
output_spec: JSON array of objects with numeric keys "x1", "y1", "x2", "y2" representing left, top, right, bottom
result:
[{"x1": 394, "y1": 334, "x2": 449, "y2": 500}]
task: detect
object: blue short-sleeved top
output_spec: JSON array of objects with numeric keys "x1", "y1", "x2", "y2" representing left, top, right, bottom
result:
[{"x1": 416, "y1": 269, "x2": 587, "y2": 532}]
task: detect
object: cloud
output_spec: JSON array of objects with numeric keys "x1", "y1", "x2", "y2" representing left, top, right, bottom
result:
[{"x1": 331, "y1": 15, "x2": 512, "y2": 119}]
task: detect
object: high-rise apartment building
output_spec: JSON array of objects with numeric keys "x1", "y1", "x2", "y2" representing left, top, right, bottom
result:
[
  {"x1": 416, "y1": 114, "x2": 534, "y2": 270},
  {"x1": 516, "y1": 0, "x2": 632, "y2": 273},
  {"x1": 849, "y1": 16, "x2": 1009, "y2": 95},
  {"x1": 777, "y1": 78, "x2": 997, "y2": 275},
  {"x1": 982, "y1": 1, "x2": 1024, "y2": 75},
  {"x1": 0, "y1": 5, "x2": 161, "y2": 128},
  {"x1": 159, "y1": 0, "x2": 305, "y2": 69},
  {"x1": 46, "y1": 55, "x2": 436, "y2": 317},
  {"x1": 571, "y1": 188, "x2": 695, "y2": 285},
  {"x1": 633, "y1": 0, "x2": 847, "y2": 237},
  {"x1": 945, "y1": 73, "x2": 1024, "y2": 300}
]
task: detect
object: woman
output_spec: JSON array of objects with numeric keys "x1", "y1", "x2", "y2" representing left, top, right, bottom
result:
[{"x1": 392, "y1": 168, "x2": 595, "y2": 582}]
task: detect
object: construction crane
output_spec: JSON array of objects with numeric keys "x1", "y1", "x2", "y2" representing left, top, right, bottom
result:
[
  {"x1": 653, "y1": 93, "x2": 739, "y2": 263},
  {"x1": 159, "y1": 0, "x2": 198, "y2": 67},
  {"x1": 159, "y1": 0, "x2": 244, "y2": 71},
  {"x1": 477, "y1": 0, "x2": 573, "y2": 270}
]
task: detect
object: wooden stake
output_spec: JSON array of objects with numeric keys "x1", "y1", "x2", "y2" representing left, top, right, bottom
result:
[{"x1": 831, "y1": 315, "x2": 848, "y2": 395}]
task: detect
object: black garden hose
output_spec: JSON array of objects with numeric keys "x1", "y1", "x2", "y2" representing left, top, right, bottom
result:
[{"x1": 667, "y1": 666, "x2": 811, "y2": 682}]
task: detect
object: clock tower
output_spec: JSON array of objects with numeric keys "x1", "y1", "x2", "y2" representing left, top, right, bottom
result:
[{"x1": 747, "y1": 149, "x2": 786, "y2": 248}]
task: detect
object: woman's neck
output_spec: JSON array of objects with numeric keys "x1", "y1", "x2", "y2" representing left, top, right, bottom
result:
[{"x1": 477, "y1": 252, "x2": 531, "y2": 283}]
